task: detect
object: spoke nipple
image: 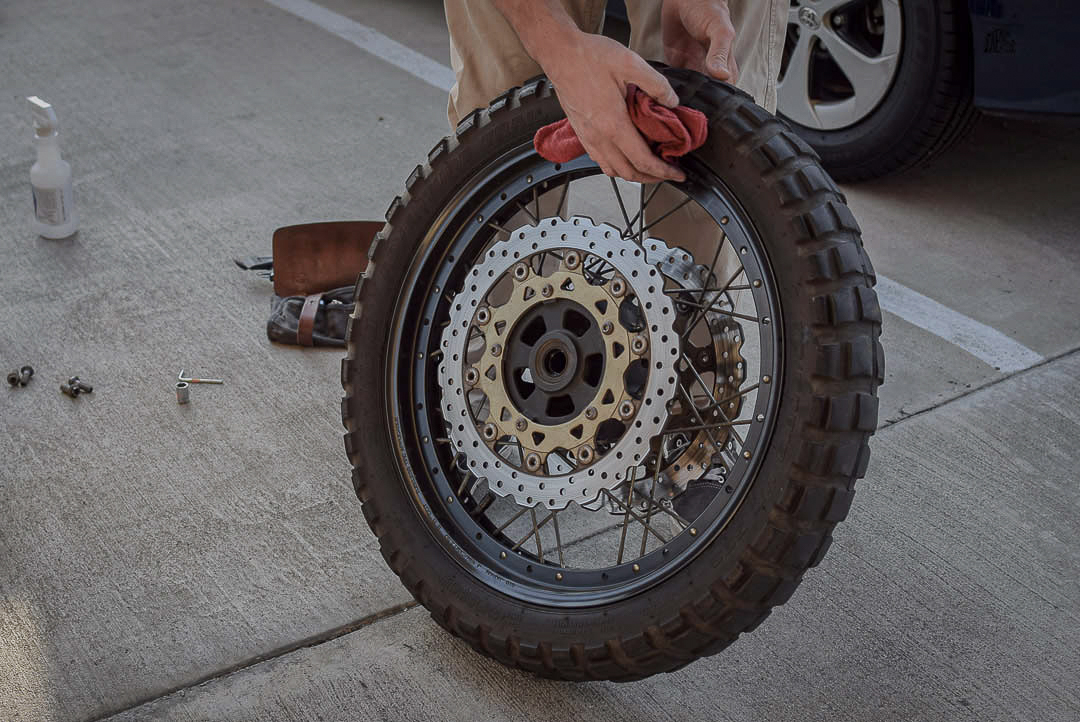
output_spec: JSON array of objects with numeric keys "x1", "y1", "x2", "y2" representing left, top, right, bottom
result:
[
  {"x1": 762, "y1": 375, "x2": 771, "y2": 383},
  {"x1": 555, "y1": 572, "x2": 564, "y2": 581},
  {"x1": 516, "y1": 418, "x2": 528, "y2": 431},
  {"x1": 752, "y1": 279, "x2": 762, "y2": 288},
  {"x1": 491, "y1": 343, "x2": 502, "y2": 357},
  {"x1": 601, "y1": 321, "x2": 614, "y2": 335},
  {"x1": 756, "y1": 413, "x2": 765, "y2": 422},
  {"x1": 689, "y1": 527, "x2": 697, "y2": 536},
  {"x1": 721, "y1": 216, "x2": 729, "y2": 225},
  {"x1": 446, "y1": 495, "x2": 454, "y2": 503},
  {"x1": 500, "y1": 551, "x2": 507, "y2": 559},
  {"x1": 618, "y1": 400, "x2": 636, "y2": 419},
  {"x1": 475, "y1": 307, "x2": 490, "y2": 325},
  {"x1": 541, "y1": 283, "x2": 553, "y2": 298},
  {"x1": 743, "y1": 450, "x2": 752, "y2": 459},
  {"x1": 632, "y1": 564, "x2": 641, "y2": 573},
  {"x1": 584, "y1": 406, "x2": 598, "y2": 420}
]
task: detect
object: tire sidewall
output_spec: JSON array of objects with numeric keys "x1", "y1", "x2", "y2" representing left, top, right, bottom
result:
[{"x1": 782, "y1": 0, "x2": 946, "y2": 167}]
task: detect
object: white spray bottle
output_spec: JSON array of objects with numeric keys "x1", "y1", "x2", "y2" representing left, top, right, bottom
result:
[{"x1": 28, "y1": 96, "x2": 78, "y2": 239}]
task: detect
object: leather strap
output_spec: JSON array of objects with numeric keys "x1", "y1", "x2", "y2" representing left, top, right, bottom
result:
[{"x1": 297, "y1": 293, "x2": 323, "y2": 346}]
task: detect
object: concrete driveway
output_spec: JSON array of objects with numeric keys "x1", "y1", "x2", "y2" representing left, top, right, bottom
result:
[{"x1": 1, "y1": 1, "x2": 1077, "y2": 720}]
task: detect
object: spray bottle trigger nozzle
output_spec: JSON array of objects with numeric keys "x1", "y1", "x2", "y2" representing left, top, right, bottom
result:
[{"x1": 27, "y1": 96, "x2": 59, "y2": 136}]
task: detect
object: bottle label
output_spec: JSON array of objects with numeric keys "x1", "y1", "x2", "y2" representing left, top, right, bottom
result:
[{"x1": 32, "y1": 183, "x2": 72, "y2": 225}]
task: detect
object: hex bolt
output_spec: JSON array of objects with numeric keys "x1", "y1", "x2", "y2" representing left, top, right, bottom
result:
[
  {"x1": 490, "y1": 343, "x2": 502, "y2": 357},
  {"x1": 475, "y1": 307, "x2": 490, "y2": 325},
  {"x1": 482, "y1": 423, "x2": 498, "y2": 441},
  {"x1": 578, "y1": 445, "x2": 594, "y2": 464},
  {"x1": 584, "y1": 406, "x2": 598, "y2": 420},
  {"x1": 618, "y1": 400, "x2": 636, "y2": 419},
  {"x1": 515, "y1": 417, "x2": 528, "y2": 432},
  {"x1": 525, "y1": 453, "x2": 542, "y2": 471},
  {"x1": 631, "y1": 335, "x2": 649, "y2": 355},
  {"x1": 541, "y1": 284, "x2": 553, "y2": 298},
  {"x1": 601, "y1": 321, "x2": 614, "y2": 335},
  {"x1": 610, "y1": 277, "x2": 626, "y2": 297},
  {"x1": 512, "y1": 263, "x2": 529, "y2": 281},
  {"x1": 464, "y1": 367, "x2": 480, "y2": 385},
  {"x1": 7, "y1": 365, "x2": 34, "y2": 386},
  {"x1": 564, "y1": 251, "x2": 581, "y2": 270},
  {"x1": 176, "y1": 381, "x2": 191, "y2": 404}
]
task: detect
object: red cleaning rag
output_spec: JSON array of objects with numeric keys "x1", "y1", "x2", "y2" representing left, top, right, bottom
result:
[{"x1": 534, "y1": 84, "x2": 708, "y2": 164}]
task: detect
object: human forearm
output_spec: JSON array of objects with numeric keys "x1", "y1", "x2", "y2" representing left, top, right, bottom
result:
[{"x1": 492, "y1": 0, "x2": 585, "y2": 73}]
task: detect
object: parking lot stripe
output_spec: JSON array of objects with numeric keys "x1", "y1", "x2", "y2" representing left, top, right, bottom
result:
[
  {"x1": 265, "y1": 0, "x2": 455, "y2": 91},
  {"x1": 270, "y1": 0, "x2": 1047, "y2": 377},
  {"x1": 876, "y1": 275, "x2": 1044, "y2": 373}
]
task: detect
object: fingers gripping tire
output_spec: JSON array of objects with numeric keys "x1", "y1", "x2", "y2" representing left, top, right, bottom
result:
[{"x1": 341, "y1": 69, "x2": 883, "y2": 681}]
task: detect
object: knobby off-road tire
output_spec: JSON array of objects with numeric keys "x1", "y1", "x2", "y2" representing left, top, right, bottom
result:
[{"x1": 341, "y1": 69, "x2": 883, "y2": 681}]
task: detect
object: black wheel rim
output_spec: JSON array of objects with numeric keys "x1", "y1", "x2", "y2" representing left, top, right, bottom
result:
[{"x1": 382, "y1": 141, "x2": 783, "y2": 608}]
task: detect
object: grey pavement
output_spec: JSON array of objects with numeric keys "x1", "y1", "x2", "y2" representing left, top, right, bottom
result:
[{"x1": 0, "y1": 1, "x2": 1078, "y2": 721}]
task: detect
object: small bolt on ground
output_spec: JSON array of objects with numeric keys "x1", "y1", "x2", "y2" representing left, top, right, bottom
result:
[
  {"x1": 60, "y1": 376, "x2": 93, "y2": 398},
  {"x1": 7, "y1": 365, "x2": 34, "y2": 386}
]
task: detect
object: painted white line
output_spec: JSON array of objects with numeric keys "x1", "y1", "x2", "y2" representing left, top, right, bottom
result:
[
  {"x1": 269, "y1": 0, "x2": 1046, "y2": 375},
  {"x1": 876, "y1": 275, "x2": 1044, "y2": 373},
  {"x1": 265, "y1": 0, "x2": 455, "y2": 91}
]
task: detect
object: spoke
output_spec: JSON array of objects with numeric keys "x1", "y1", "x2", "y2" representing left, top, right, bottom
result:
[
  {"x1": 716, "y1": 381, "x2": 759, "y2": 408},
  {"x1": 609, "y1": 178, "x2": 634, "y2": 235},
  {"x1": 639, "y1": 460, "x2": 662, "y2": 557},
  {"x1": 604, "y1": 488, "x2": 670, "y2": 549},
  {"x1": 636, "y1": 197, "x2": 692, "y2": 238},
  {"x1": 532, "y1": 186, "x2": 541, "y2": 224},
  {"x1": 615, "y1": 479, "x2": 633, "y2": 565},
  {"x1": 510, "y1": 509, "x2": 555, "y2": 551},
  {"x1": 471, "y1": 493, "x2": 496, "y2": 517},
  {"x1": 487, "y1": 221, "x2": 512, "y2": 235},
  {"x1": 530, "y1": 508, "x2": 544, "y2": 563},
  {"x1": 684, "y1": 375, "x2": 748, "y2": 449},
  {"x1": 662, "y1": 419, "x2": 752, "y2": 436},
  {"x1": 551, "y1": 510, "x2": 565, "y2": 567},
  {"x1": 516, "y1": 200, "x2": 539, "y2": 225},
  {"x1": 555, "y1": 178, "x2": 571, "y2": 220},
  {"x1": 625, "y1": 183, "x2": 663, "y2": 234},
  {"x1": 495, "y1": 506, "x2": 530, "y2": 535},
  {"x1": 665, "y1": 284, "x2": 752, "y2": 296},
  {"x1": 677, "y1": 382, "x2": 725, "y2": 451},
  {"x1": 680, "y1": 265, "x2": 745, "y2": 343}
]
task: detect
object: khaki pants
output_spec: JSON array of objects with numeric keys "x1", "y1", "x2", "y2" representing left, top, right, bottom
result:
[{"x1": 444, "y1": 0, "x2": 788, "y2": 272}]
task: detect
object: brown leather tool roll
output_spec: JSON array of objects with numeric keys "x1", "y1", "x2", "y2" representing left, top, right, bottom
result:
[{"x1": 271, "y1": 220, "x2": 382, "y2": 298}]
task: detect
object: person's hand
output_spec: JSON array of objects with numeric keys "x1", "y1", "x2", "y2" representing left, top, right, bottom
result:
[
  {"x1": 543, "y1": 33, "x2": 686, "y2": 184},
  {"x1": 662, "y1": 0, "x2": 739, "y2": 83}
]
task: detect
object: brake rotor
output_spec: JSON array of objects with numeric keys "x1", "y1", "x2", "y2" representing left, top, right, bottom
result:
[
  {"x1": 644, "y1": 240, "x2": 747, "y2": 488},
  {"x1": 437, "y1": 217, "x2": 679, "y2": 509}
]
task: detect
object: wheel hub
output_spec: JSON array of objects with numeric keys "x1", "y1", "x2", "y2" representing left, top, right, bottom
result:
[{"x1": 437, "y1": 217, "x2": 679, "y2": 509}]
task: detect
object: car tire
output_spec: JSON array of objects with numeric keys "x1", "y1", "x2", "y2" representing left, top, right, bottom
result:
[{"x1": 779, "y1": 0, "x2": 979, "y2": 182}]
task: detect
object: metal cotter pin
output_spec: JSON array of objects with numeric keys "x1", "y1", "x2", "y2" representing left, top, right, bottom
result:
[{"x1": 178, "y1": 369, "x2": 224, "y2": 385}]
